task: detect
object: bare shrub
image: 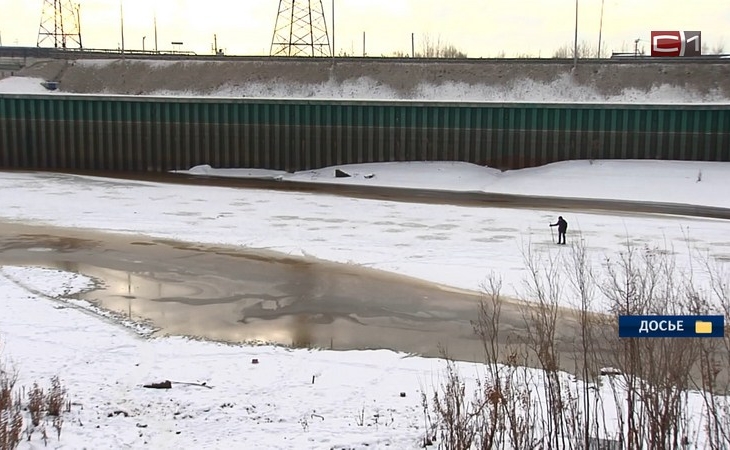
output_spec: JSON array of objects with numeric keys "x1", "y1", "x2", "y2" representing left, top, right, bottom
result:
[
  {"x1": 52, "y1": 415, "x2": 63, "y2": 441},
  {"x1": 499, "y1": 363, "x2": 539, "y2": 450},
  {"x1": 27, "y1": 384, "x2": 44, "y2": 428},
  {"x1": 0, "y1": 364, "x2": 17, "y2": 413},
  {"x1": 433, "y1": 236, "x2": 729, "y2": 449},
  {"x1": 430, "y1": 356, "x2": 540, "y2": 450},
  {"x1": 474, "y1": 273, "x2": 540, "y2": 449},
  {"x1": 2, "y1": 342, "x2": 69, "y2": 447},
  {"x1": 566, "y1": 237, "x2": 611, "y2": 450},
  {"x1": 46, "y1": 376, "x2": 66, "y2": 417},
  {"x1": 473, "y1": 274, "x2": 503, "y2": 368},
  {"x1": 711, "y1": 39, "x2": 725, "y2": 54},
  {"x1": 419, "y1": 386, "x2": 437, "y2": 447},
  {"x1": 601, "y1": 242, "x2": 709, "y2": 449},
  {"x1": 515, "y1": 237, "x2": 612, "y2": 449},
  {"x1": 471, "y1": 273, "x2": 508, "y2": 448},
  {"x1": 520, "y1": 244, "x2": 576, "y2": 449},
  {"x1": 553, "y1": 40, "x2": 598, "y2": 58},
  {"x1": 692, "y1": 252, "x2": 730, "y2": 450},
  {"x1": 416, "y1": 33, "x2": 467, "y2": 58},
  {"x1": 0, "y1": 404, "x2": 23, "y2": 450},
  {"x1": 432, "y1": 359, "x2": 477, "y2": 449},
  {"x1": 432, "y1": 272, "x2": 541, "y2": 450},
  {"x1": 355, "y1": 406, "x2": 364, "y2": 427},
  {"x1": 0, "y1": 361, "x2": 22, "y2": 450}
]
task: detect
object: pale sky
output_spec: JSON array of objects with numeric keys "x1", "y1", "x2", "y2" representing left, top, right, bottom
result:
[{"x1": 0, "y1": 0, "x2": 728, "y2": 57}]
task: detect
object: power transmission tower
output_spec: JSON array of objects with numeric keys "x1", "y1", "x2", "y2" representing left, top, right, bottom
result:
[
  {"x1": 270, "y1": 0, "x2": 331, "y2": 57},
  {"x1": 37, "y1": 0, "x2": 83, "y2": 49}
]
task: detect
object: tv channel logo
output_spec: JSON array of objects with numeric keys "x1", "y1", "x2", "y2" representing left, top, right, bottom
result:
[
  {"x1": 619, "y1": 315, "x2": 725, "y2": 338},
  {"x1": 650, "y1": 31, "x2": 702, "y2": 57}
]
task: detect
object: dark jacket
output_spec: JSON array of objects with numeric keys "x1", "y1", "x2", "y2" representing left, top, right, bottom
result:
[{"x1": 551, "y1": 217, "x2": 568, "y2": 233}]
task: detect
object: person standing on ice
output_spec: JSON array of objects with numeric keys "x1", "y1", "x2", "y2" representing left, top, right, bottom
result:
[{"x1": 550, "y1": 216, "x2": 568, "y2": 245}]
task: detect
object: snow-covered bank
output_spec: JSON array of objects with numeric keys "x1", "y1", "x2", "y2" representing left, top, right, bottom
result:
[
  {"x1": 0, "y1": 76, "x2": 58, "y2": 94},
  {"x1": 2, "y1": 266, "x2": 726, "y2": 449},
  {"x1": 0, "y1": 266, "x2": 436, "y2": 449},
  {"x1": 179, "y1": 160, "x2": 730, "y2": 209},
  {"x1": 5, "y1": 61, "x2": 730, "y2": 102}
]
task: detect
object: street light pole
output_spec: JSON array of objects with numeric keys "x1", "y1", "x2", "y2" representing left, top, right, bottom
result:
[
  {"x1": 573, "y1": 0, "x2": 578, "y2": 69},
  {"x1": 142, "y1": 36, "x2": 146, "y2": 51},
  {"x1": 598, "y1": 0, "x2": 605, "y2": 58},
  {"x1": 120, "y1": 1, "x2": 125, "y2": 58}
]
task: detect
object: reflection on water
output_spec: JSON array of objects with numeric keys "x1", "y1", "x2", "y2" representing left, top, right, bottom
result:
[
  {"x1": 75, "y1": 264, "x2": 478, "y2": 356},
  {"x1": 0, "y1": 224, "x2": 575, "y2": 364}
]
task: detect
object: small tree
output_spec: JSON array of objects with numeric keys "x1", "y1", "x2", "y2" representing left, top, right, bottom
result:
[
  {"x1": 552, "y1": 40, "x2": 598, "y2": 58},
  {"x1": 415, "y1": 33, "x2": 467, "y2": 58},
  {"x1": 711, "y1": 39, "x2": 726, "y2": 55}
]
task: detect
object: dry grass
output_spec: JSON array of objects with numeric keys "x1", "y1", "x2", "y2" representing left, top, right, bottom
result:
[
  {"x1": 27, "y1": 383, "x2": 44, "y2": 428},
  {"x1": 0, "y1": 360, "x2": 22, "y2": 450},
  {"x1": 1, "y1": 346, "x2": 70, "y2": 449},
  {"x1": 46, "y1": 376, "x2": 66, "y2": 417},
  {"x1": 430, "y1": 239, "x2": 730, "y2": 450}
]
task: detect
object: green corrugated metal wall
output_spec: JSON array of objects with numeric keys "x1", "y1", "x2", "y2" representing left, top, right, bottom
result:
[{"x1": 0, "y1": 94, "x2": 728, "y2": 171}]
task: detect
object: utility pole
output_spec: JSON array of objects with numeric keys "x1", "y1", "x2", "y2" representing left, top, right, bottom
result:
[
  {"x1": 120, "y1": 1, "x2": 125, "y2": 58},
  {"x1": 573, "y1": 0, "x2": 578, "y2": 69},
  {"x1": 154, "y1": 15, "x2": 158, "y2": 53},
  {"x1": 598, "y1": 0, "x2": 605, "y2": 58},
  {"x1": 75, "y1": 4, "x2": 83, "y2": 48},
  {"x1": 37, "y1": 0, "x2": 83, "y2": 48},
  {"x1": 411, "y1": 32, "x2": 415, "y2": 57},
  {"x1": 362, "y1": 31, "x2": 365, "y2": 56},
  {"x1": 270, "y1": 0, "x2": 332, "y2": 57}
]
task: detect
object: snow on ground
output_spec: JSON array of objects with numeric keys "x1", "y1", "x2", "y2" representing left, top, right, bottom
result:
[
  {"x1": 0, "y1": 266, "x2": 719, "y2": 450},
  {"x1": 0, "y1": 161, "x2": 727, "y2": 447},
  {"x1": 402, "y1": 74, "x2": 730, "y2": 104},
  {"x1": 0, "y1": 76, "x2": 57, "y2": 94},
  {"x1": 0, "y1": 265, "x2": 156, "y2": 337},
  {"x1": 0, "y1": 165, "x2": 729, "y2": 311},
  {"x1": 284, "y1": 161, "x2": 501, "y2": 191},
  {"x1": 185, "y1": 164, "x2": 289, "y2": 179},
  {"x1": 182, "y1": 160, "x2": 730, "y2": 209},
  {"x1": 0, "y1": 266, "x2": 439, "y2": 449},
  {"x1": 3, "y1": 70, "x2": 730, "y2": 102},
  {"x1": 483, "y1": 159, "x2": 730, "y2": 207}
]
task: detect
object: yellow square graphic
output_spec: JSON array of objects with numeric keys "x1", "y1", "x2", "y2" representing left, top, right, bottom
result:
[{"x1": 695, "y1": 320, "x2": 713, "y2": 334}]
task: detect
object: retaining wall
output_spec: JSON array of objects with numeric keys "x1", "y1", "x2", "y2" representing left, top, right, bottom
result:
[{"x1": 0, "y1": 94, "x2": 728, "y2": 172}]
